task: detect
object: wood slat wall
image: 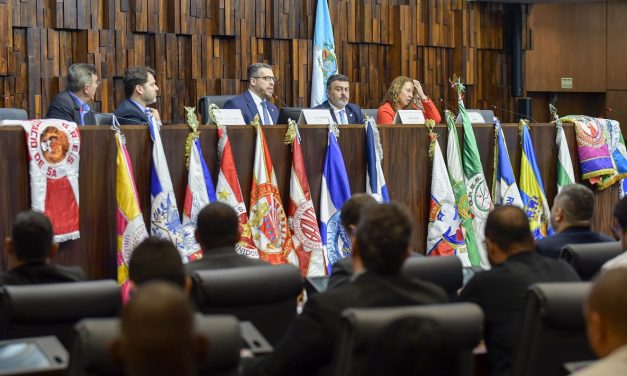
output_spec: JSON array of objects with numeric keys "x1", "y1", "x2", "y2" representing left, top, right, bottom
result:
[{"x1": 0, "y1": 0, "x2": 514, "y2": 123}]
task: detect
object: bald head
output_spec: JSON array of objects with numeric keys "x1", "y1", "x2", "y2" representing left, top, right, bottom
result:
[
  {"x1": 485, "y1": 205, "x2": 534, "y2": 254},
  {"x1": 588, "y1": 269, "x2": 627, "y2": 338},
  {"x1": 196, "y1": 202, "x2": 240, "y2": 251}
]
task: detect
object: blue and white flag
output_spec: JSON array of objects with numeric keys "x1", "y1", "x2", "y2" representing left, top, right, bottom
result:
[
  {"x1": 149, "y1": 123, "x2": 199, "y2": 261},
  {"x1": 320, "y1": 127, "x2": 352, "y2": 273},
  {"x1": 493, "y1": 118, "x2": 523, "y2": 207},
  {"x1": 310, "y1": 0, "x2": 337, "y2": 107},
  {"x1": 365, "y1": 118, "x2": 390, "y2": 202}
]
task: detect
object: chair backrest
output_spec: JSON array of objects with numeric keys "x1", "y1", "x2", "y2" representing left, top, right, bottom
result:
[
  {"x1": 401, "y1": 255, "x2": 463, "y2": 295},
  {"x1": 68, "y1": 315, "x2": 241, "y2": 376},
  {"x1": 198, "y1": 95, "x2": 236, "y2": 124},
  {"x1": 334, "y1": 303, "x2": 484, "y2": 376},
  {"x1": 190, "y1": 265, "x2": 303, "y2": 345},
  {"x1": 560, "y1": 242, "x2": 622, "y2": 281},
  {"x1": 510, "y1": 282, "x2": 595, "y2": 376},
  {"x1": 362, "y1": 108, "x2": 378, "y2": 121},
  {"x1": 94, "y1": 113, "x2": 114, "y2": 126},
  {"x1": 0, "y1": 280, "x2": 121, "y2": 350},
  {"x1": 277, "y1": 107, "x2": 303, "y2": 124},
  {"x1": 0, "y1": 107, "x2": 28, "y2": 121}
]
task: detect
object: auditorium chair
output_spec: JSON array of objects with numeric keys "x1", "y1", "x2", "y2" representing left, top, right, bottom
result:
[
  {"x1": 361, "y1": 108, "x2": 378, "y2": 121},
  {"x1": 510, "y1": 282, "x2": 595, "y2": 376},
  {"x1": 198, "y1": 95, "x2": 236, "y2": 124},
  {"x1": 0, "y1": 107, "x2": 28, "y2": 121},
  {"x1": 560, "y1": 241, "x2": 622, "y2": 281},
  {"x1": 333, "y1": 303, "x2": 484, "y2": 376},
  {"x1": 190, "y1": 264, "x2": 303, "y2": 345},
  {"x1": 0, "y1": 280, "x2": 121, "y2": 350},
  {"x1": 402, "y1": 255, "x2": 464, "y2": 296},
  {"x1": 67, "y1": 315, "x2": 241, "y2": 376}
]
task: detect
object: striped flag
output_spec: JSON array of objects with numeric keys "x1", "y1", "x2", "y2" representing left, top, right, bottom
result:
[
  {"x1": 551, "y1": 105, "x2": 576, "y2": 192},
  {"x1": 320, "y1": 126, "x2": 352, "y2": 273},
  {"x1": 365, "y1": 117, "x2": 390, "y2": 202},
  {"x1": 493, "y1": 117, "x2": 523, "y2": 207},
  {"x1": 310, "y1": 0, "x2": 337, "y2": 107}
]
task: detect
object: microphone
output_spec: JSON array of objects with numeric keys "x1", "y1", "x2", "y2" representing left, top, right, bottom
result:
[
  {"x1": 437, "y1": 97, "x2": 457, "y2": 113},
  {"x1": 271, "y1": 95, "x2": 289, "y2": 109},
  {"x1": 2, "y1": 95, "x2": 42, "y2": 118},
  {"x1": 490, "y1": 104, "x2": 537, "y2": 123},
  {"x1": 606, "y1": 108, "x2": 627, "y2": 120}
]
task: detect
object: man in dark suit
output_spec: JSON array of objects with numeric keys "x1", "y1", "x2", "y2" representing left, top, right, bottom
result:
[
  {"x1": 536, "y1": 183, "x2": 614, "y2": 259},
  {"x1": 245, "y1": 202, "x2": 448, "y2": 376},
  {"x1": 185, "y1": 202, "x2": 267, "y2": 275},
  {"x1": 113, "y1": 66, "x2": 162, "y2": 126},
  {"x1": 460, "y1": 206, "x2": 580, "y2": 376},
  {"x1": 46, "y1": 63, "x2": 99, "y2": 125},
  {"x1": 128, "y1": 237, "x2": 190, "y2": 295},
  {"x1": 223, "y1": 63, "x2": 279, "y2": 125},
  {"x1": 0, "y1": 210, "x2": 86, "y2": 285},
  {"x1": 313, "y1": 73, "x2": 364, "y2": 125}
]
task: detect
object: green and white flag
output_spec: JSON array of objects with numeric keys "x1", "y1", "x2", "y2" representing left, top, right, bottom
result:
[
  {"x1": 454, "y1": 77, "x2": 492, "y2": 269},
  {"x1": 551, "y1": 104, "x2": 575, "y2": 191},
  {"x1": 445, "y1": 110, "x2": 481, "y2": 267}
]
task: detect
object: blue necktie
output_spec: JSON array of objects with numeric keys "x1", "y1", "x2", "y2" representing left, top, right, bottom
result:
[
  {"x1": 339, "y1": 109, "x2": 348, "y2": 125},
  {"x1": 79, "y1": 103, "x2": 90, "y2": 125},
  {"x1": 144, "y1": 108, "x2": 155, "y2": 127},
  {"x1": 261, "y1": 100, "x2": 271, "y2": 125}
]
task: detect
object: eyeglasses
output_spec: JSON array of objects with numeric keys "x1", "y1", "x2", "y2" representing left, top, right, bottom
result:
[{"x1": 252, "y1": 76, "x2": 277, "y2": 83}]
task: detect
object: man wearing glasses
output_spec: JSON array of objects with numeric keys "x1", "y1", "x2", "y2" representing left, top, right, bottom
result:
[
  {"x1": 224, "y1": 63, "x2": 279, "y2": 125},
  {"x1": 46, "y1": 63, "x2": 99, "y2": 125}
]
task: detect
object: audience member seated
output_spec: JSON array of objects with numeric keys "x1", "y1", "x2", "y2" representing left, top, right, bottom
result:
[
  {"x1": 0, "y1": 210, "x2": 86, "y2": 285},
  {"x1": 46, "y1": 63, "x2": 99, "y2": 125},
  {"x1": 244, "y1": 202, "x2": 448, "y2": 376},
  {"x1": 376, "y1": 76, "x2": 441, "y2": 125},
  {"x1": 223, "y1": 63, "x2": 278, "y2": 125},
  {"x1": 113, "y1": 66, "x2": 161, "y2": 126},
  {"x1": 110, "y1": 282, "x2": 209, "y2": 376},
  {"x1": 578, "y1": 269, "x2": 627, "y2": 375},
  {"x1": 186, "y1": 202, "x2": 268, "y2": 276},
  {"x1": 536, "y1": 184, "x2": 613, "y2": 259},
  {"x1": 602, "y1": 196, "x2": 627, "y2": 271},
  {"x1": 459, "y1": 205, "x2": 580, "y2": 376},
  {"x1": 313, "y1": 74, "x2": 364, "y2": 125}
]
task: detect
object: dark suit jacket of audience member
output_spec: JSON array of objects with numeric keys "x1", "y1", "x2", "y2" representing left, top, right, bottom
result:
[
  {"x1": 223, "y1": 91, "x2": 279, "y2": 125},
  {"x1": 244, "y1": 271, "x2": 448, "y2": 376},
  {"x1": 0, "y1": 262, "x2": 87, "y2": 285},
  {"x1": 113, "y1": 99, "x2": 150, "y2": 125},
  {"x1": 459, "y1": 251, "x2": 580, "y2": 376},
  {"x1": 535, "y1": 226, "x2": 615, "y2": 259},
  {"x1": 313, "y1": 100, "x2": 365, "y2": 125},
  {"x1": 46, "y1": 91, "x2": 96, "y2": 125},
  {"x1": 185, "y1": 246, "x2": 269, "y2": 275}
]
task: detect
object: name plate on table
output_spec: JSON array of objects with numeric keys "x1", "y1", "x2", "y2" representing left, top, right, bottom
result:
[
  {"x1": 467, "y1": 111, "x2": 486, "y2": 124},
  {"x1": 299, "y1": 109, "x2": 333, "y2": 125},
  {"x1": 210, "y1": 109, "x2": 246, "y2": 125},
  {"x1": 394, "y1": 110, "x2": 425, "y2": 125}
]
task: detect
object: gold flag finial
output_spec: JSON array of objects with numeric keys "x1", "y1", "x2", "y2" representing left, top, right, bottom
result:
[
  {"x1": 184, "y1": 106, "x2": 201, "y2": 168},
  {"x1": 285, "y1": 118, "x2": 298, "y2": 146}
]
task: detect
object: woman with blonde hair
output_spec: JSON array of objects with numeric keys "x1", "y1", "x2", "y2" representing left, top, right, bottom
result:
[{"x1": 377, "y1": 76, "x2": 441, "y2": 124}]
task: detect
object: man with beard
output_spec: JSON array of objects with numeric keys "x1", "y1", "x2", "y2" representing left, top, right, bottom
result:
[
  {"x1": 314, "y1": 74, "x2": 364, "y2": 125},
  {"x1": 224, "y1": 63, "x2": 279, "y2": 125},
  {"x1": 114, "y1": 66, "x2": 162, "y2": 126}
]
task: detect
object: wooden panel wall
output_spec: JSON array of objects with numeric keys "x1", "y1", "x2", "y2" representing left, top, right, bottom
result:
[{"x1": 0, "y1": 0, "x2": 515, "y2": 123}]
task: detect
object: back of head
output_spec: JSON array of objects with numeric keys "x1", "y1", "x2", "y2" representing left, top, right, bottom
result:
[
  {"x1": 555, "y1": 184, "x2": 595, "y2": 222},
  {"x1": 128, "y1": 237, "x2": 186, "y2": 289},
  {"x1": 355, "y1": 201, "x2": 413, "y2": 275},
  {"x1": 340, "y1": 193, "x2": 378, "y2": 232},
  {"x1": 485, "y1": 205, "x2": 534, "y2": 254},
  {"x1": 11, "y1": 210, "x2": 54, "y2": 262},
  {"x1": 588, "y1": 268, "x2": 627, "y2": 340},
  {"x1": 382, "y1": 76, "x2": 412, "y2": 109},
  {"x1": 196, "y1": 202, "x2": 240, "y2": 251},
  {"x1": 67, "y1": 63, "x2": 97, "y2": 93},
  {"x1": 123, "y1": 66, "x2": 156, "y2": 98},
  {"x1": 120, "y1": 281, "x2": 196, "y2": 376}
]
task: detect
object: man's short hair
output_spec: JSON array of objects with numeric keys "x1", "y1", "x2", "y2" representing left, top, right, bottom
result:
[
  {"x1": 196, "y1": 202, "x2": 239, "y2": 250},
  {"x1": 247, "y1": 63, "x2": 273, "y2": 81},
  {"x1": 67, "y1": 63, "x2": 97, "y2": 93},
  {"x1": 128, "y1": 237, "x2": 186, "y2": 288},
  {"x1": 355, "y1": 202, "x2": 413, "y2": 275},
  {"x1": 11, "y1": 210, "x2": 54, "y2": 262},
  {"x1": 614, "y1": 196, "x2": 627, "y2": 233},
  {"x1": 326, "y1": 74, "x2": 349, "y2": 92},
  {"x1": 587, "y1": 268, "x2": 627, "y2": 338},
  {"x1": 485, "y1": 205, "x2": 534, "y2": 252},
  {"x1": 555, "y1": 184, "x2": 595, "y2": 221},
  {"x1": 340, "y1": 193, "x2": 377, "y2": 231},
  {"x1": 123, "y1": 66, "x2": 156, "y2": 98}
]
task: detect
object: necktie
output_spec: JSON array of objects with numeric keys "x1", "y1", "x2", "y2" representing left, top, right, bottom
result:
[
  {"x1": 79, "y1": 103, "x2": 90, "y2": 125},
  {"x1": 339, "y1": 110, "x2": 348, "y2": 125},
  {"x1": 261, "y1": 100, "x2": 272, "y2": 125}
]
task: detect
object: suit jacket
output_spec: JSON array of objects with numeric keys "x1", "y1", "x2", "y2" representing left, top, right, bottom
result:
[
  {"x1": 0, "y1": 262, "x2": 87, "y2": 285},
  {"x1": 245, "y1": 271, "x2": 449, "y2": 376},
  {"x1": 113, "y1": 98, "x2": 150, "y2": 125},
  {"x1": 459, "y1": 251, "x2": 580, "y2": 376},
  {"x1": 313, "y1": 100, "x2": 364, "y2": 125},
  {"x1": 535, "y1": 226, "x2": 615, "y2": 259},
  {"x1": 46, "y1": 91, "x2": 96, "y2": 125},
  {"x1": 376, "y1": 98, "x2": 442, "y2": 125},
  {"x1": 185, "y1": 246, "x2": 269, "y2": 275},
  {"x1": 223, "y1": 91, "x2": 279, "y2": 125}
]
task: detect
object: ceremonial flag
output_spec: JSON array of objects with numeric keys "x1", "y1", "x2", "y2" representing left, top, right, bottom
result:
[
  {"x1": 445, "y1": 110, "x2": 481, "y2": 267},
  {"x1": 598, "y1": 119, "x2": 627, "y2": 190},
  {"x1": 115, "y1": 131, "x2": 148, "y2": 299},
  {"x1": 426, "y1": 130, "x2": 469, "y2": 266},
  {"x1": 552, "y1": 105, "x2": 576, "y2": 192},
  {"x1": 249, "y1": 125, "x2": 295, "y2": 264},
  {"x1": 148, "y1": 122, "x2": 199, "y2": 261},
  {"x1": 215, "y1": 125, "x2": 259, "y2": 257},
  {"x1": 493, "y1": 118, "x2": 523, "y2": 207},
  {"x1": 320, "y1": 127, "x2": 352, "y2": 273},
  {"x1": 519, "y1": 121, "x2": 554, "y2": 239},
  {"x1": 365, "y1": 118, "x2": 390, "y2": 202},
  {"x1": 310, "y1": 0, "x2": 337, "y2": 107},
  {"x1": 285, "y1": 123, "x2": 326, "y2": 277}
]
